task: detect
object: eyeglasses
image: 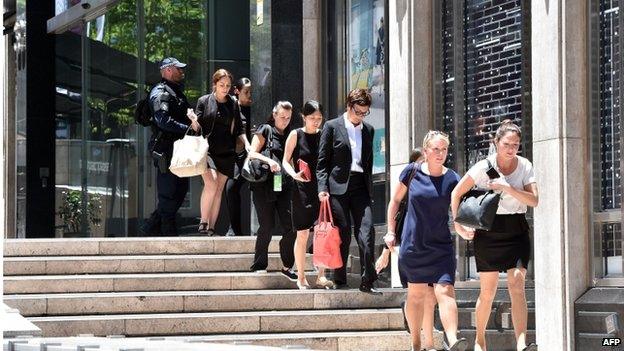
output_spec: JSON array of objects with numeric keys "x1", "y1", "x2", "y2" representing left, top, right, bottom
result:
[{"x1": 352, "y1": 106, "x2": 371, "y2": 117}]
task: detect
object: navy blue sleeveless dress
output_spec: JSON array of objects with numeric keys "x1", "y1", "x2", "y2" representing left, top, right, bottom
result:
[{"x1": 398, "y1": 163, "x2": 460, "y2": 286}]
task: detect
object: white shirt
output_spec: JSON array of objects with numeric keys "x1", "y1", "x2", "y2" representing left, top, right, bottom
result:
[
  {"x1": 343, "y1": 113, "x2": 364, "y2": 173},
  {"x1": 467, "y1": 155, "x2": 536, "y2": 214}
]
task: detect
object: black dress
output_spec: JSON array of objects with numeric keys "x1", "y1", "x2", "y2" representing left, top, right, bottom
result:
[
  {"x1": 195, "y1": 94, "x2": 243, "y2": 178},
  {"x1": 291, "y1": 128, "x2": 321, "y2": 231}
]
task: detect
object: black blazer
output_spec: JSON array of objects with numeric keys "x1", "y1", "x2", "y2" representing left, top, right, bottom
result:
[
  {"x1": 317, "y1": 115, "x2": 374, "y2": 196},
  {"x1": 195, "y1": 93, "x2": 243, "y2": 139}
]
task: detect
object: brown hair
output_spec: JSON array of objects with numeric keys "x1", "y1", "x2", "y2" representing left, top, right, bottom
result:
[
  {"x1": 409, "y1": 147, "x2": 424, "y2": 163},
  {"x1": 346, "y1": 88, "x2": 372, "y2": 108},
  {"x1": 212, "y1": 69, "x2": 233, "y2": 86},
  {"x1": 494, "y1": 119, "x2": 522, "y2": 142}
]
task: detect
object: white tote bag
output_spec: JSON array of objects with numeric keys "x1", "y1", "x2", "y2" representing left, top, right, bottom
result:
[{"x1": 169, "y1": 128, "x2": 209, "y2": 177}]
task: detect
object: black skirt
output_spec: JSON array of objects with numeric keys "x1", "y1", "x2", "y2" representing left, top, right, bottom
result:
[{"x1": 474, "y1": 214, "x2": 531, "y2": 272}]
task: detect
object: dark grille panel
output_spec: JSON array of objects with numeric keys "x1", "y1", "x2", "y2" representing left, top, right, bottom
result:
[
  {"x1": 442, "y1": 0, "x2": 457, "y2": 169},
  {"x1": 463, "y1": 0, "x2": 525, "y2": 167},
  {"x1": 599, "y1": 0, "x2": 621, "y2": 210}
]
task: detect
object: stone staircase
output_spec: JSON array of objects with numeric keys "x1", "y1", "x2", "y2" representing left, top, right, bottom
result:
[
  {"x1": 575, "y1": 288, "x2": 623, "y2": 351},
  {"x1": 4, "y1": 237, "x2": 539, "y2": 350},
  {"x1": 3, "y1": 237, "x2": 415, "y2": 350},
  {"x1": 451, "y1": 289, "x2": 536, "y2": 351}
]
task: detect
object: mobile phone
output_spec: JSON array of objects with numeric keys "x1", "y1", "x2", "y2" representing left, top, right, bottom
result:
[{"x1": 486, "y1": 166, "x2": 500, "y2": 179}]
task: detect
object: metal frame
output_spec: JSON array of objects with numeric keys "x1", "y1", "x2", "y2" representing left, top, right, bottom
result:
[{"x1": 47, "y1": 0, "x2": 119, "y2": 34}]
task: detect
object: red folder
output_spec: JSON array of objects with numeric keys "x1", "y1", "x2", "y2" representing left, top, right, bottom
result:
[{"x1": 298, "y1": 159, "x2": 312, "y2": 181}]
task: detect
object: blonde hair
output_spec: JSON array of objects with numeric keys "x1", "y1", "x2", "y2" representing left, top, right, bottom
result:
[{"x1": 422, "y1": 130, "x2": 450, "y2": 148}]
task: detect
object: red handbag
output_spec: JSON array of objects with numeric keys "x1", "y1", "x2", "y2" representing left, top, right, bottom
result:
[{"x1": 313, "y1": 198, "x2": 343, "y2": 269}]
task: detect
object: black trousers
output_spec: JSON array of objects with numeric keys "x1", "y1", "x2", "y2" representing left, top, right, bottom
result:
[
  {"x1": 225, "y1": 153, "x2": 250, "y2": 235},
  {"x1": 250, "y1": 185, "x2": 296, "y2": 270},
  {"x1": 144, "y1": 168, "x2": 189, "y2": 235},
  {"x1": 330, "y1": 173, "x2": 377, "y2": 285}
]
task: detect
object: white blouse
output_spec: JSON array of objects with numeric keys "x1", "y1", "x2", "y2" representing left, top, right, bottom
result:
[{"x1": 466, "y1": 155, "x2": 536, "y2": 214}]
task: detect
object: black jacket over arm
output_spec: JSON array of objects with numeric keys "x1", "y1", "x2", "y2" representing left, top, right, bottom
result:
[{"x1": 316, "y1": 115, "x2": 374, "y2": 196}]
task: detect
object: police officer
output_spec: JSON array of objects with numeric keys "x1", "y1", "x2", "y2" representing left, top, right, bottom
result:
[{"x1": 141, "y1": 57, "x2": 200, "y2": 236}]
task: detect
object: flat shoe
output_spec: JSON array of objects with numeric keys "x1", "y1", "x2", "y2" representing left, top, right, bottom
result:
[
  {"x1": 444, "y1": 338, "x2": 468, "y2": 351},
  {"x1": 296, "y1": 281, "x2": 310, "y2": 290},
  {"x1": 315, "y1": 277, "x2": 335, "y2": 289}
]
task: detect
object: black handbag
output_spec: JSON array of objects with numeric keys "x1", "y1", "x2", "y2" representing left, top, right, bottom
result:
[
  {"x1": 455, "y1": 160, "x2": 501, "y2": 231},
  {"x1": 241, "y1": 124, "x2": 273, "y2": 183},
  {"x1": 394, "y1": 162, "x2": 419, "y2": 238}
]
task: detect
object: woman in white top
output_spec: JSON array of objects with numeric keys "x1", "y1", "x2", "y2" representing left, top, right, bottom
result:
[{"x1": 450, "y1": 120, "x2": 539, "y2": 351}]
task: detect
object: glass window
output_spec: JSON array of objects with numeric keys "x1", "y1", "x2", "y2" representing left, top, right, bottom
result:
[
  {"x1": 54, "y1": 25, "x2": 84, "y2": 235},
  {"x1": 84, "y1": 2, "x2": 141, "y2": 236},
  {"x1": 347, "y1": 0, "x2": 385, "y2": 175},
  {"x1": 324, "y1": 0, "x2": 387, "y2": 224},
  {"x1": 52, "y1": 0, "x2": 254, "y2": 236}
]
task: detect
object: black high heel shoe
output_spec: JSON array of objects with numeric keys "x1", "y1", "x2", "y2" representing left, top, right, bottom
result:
[
  {"x1": 198, "y1": 222, "x2": 209, "y2": 234},
  {"x1": 522, "y1": 343, "x2": 538, "y2": 351}
]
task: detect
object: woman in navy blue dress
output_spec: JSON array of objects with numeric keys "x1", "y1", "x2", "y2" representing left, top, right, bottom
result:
[{"x1": 385, "y1": 131, "x2": 467, "y2": 351}]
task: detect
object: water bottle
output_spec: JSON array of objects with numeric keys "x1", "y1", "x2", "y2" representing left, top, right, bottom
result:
[{"x1": 273, "y1": 171, "x2": 282, "y2": 192}]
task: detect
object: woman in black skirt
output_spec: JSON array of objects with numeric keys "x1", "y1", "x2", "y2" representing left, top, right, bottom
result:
[
  {"x1": 451, "y1": 120, "x2": 539, "y2": 351},
  {"x1": 282, "y1": 100, "x2": 334, "y2": 289},
  {"x1": 194, "y1": 69, "x2": 249, "y2": 235}
]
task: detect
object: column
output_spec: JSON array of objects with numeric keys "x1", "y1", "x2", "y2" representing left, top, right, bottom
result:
[
  {"x1": 303, "y1": 0, "x2": 321, "y2": 102},
  {"x1": 388, "y1": 1, "x2": 434, "y2": 191},
  {"x1": 531, "y1": 1, "x2": 590, "y2": 349}
]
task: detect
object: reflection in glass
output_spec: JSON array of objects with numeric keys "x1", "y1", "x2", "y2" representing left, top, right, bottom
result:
[
  {"x1": 347, "y1": 0, "x2": 385, "y2": 174},
  {"x1": 55, "y1": 27, "x2": 84, "y2": 236},
  {"x1": 250, "y1": 0, "x2": 272, "y2": 130}
]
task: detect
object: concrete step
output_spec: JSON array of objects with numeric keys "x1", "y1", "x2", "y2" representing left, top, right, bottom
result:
[
  {"x1": 5, "y1": 289, "x2": 406, "y2": 317},
  {"x1": 576, "y1": 311, "x2": 620, "y2": 334},
  {"x1": 27, "y1": 308, "x2": 405, "y2": 337},
  {"x1": 4, "y1": 272, "x2": 326, "y2": 294},
  {"x1": 2, "y1": 337, "x2": 287, "y2": 351},
  {"x1": 1, "y1": 331, "x2": 436, "y2": 351},
  {"x1": 4, "y1": 237, "x2": 278, "y2": 257},
  {"x1": 457, "y1": 329, "x2": 536, "y2": 351},
  {"x1": 165, "y1": 330, "x2": 428, "y2": 351},
  {"x1": 4, "y1": 253, "x2": 310, "y2": 275},
  {"x1": 457, "y1": 307, "x2": 536, "y2": 330}
]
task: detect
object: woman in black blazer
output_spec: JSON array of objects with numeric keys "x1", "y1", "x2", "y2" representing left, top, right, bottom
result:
[{"x1": 192, "y1": 69, "x2": 249, "y2": 236}]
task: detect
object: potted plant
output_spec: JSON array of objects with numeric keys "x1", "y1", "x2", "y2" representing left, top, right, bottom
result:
[{"x1": 58, "y1": 190, "x2": 103, "y2": 235}]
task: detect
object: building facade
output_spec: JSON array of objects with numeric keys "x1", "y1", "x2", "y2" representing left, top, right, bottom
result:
[{"x1": 3, "y1": 0, "x2": 623, "y2": 350}]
